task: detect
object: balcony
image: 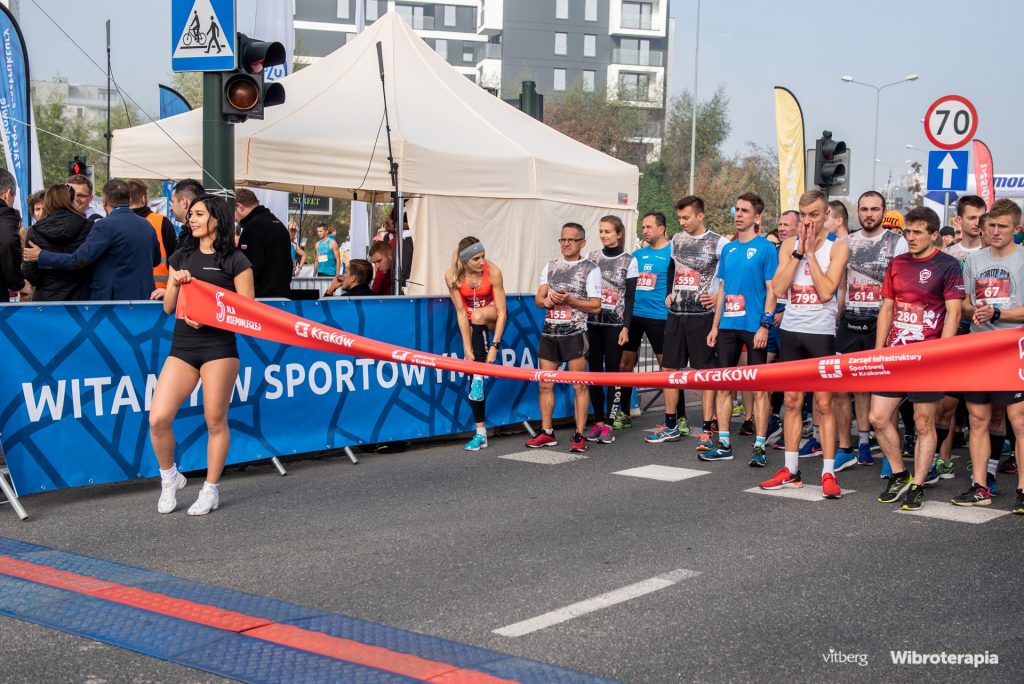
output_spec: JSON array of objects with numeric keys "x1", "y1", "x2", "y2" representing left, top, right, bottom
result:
[
  {"x1": 477, "y1": 43, "x2": 502, "y2": 60},
  {"x1": 611, "y1": 48, "x2": 663, "y2": 67},
  {"x1": 621, "y1": 15, "x2": 652, "y2": 30}
]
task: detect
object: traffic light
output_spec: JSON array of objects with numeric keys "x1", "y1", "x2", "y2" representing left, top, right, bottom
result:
[
  {"x1": 68, "y1": 156, "x2": 87, "y2": 176},
  {"x1": 814, "y1": 130, "x2": 850, "y2": 195},
  {"x1": 221, "y1": 33, "x2": 287, "y2": 124}
]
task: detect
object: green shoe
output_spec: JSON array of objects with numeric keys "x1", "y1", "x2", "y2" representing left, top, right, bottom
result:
[
  {"x1": 900, "y1": 485, "x2": 925, "y2": 511},
  {"x1": 612, "y1": 411, "x2": 632, "y2": 430},
  {"x1": 677, "y1": 416, "x2": 690, "y2": 436},
  {"x1": 935, "y1": 458, "x2": 955, "y2": 479},
  {"x1": 731, "y1": 403, "x2": 745, "y2": 417},
  {"x1": 878, "y1": 470, "x2": 913, "y2": 503}
]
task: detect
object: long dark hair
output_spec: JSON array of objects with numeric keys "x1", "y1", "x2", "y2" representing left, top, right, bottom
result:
[{"x1": 177, "y1": 194, "x2": 236, "y2": 264}]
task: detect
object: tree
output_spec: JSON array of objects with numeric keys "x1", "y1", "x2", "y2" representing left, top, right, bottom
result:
[
  {"x1": 544, "y1": 81, "x2": 640, "y2": 161},
  {"x1": 660, "y1": 87, "x2": 732, "y2": 198},
  {"x1": 169, "y1": 71, "x2": 202, "y2": 108},
  {"x1": 33, "y1": 89, "x2": 94, "y2": 188}
]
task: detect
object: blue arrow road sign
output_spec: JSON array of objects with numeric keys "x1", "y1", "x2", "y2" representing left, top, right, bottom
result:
[
  {"x1": 171, "y1": 0, "x2": 236, "y2": 72},
  {"x1": 927, "y1": 150, "x2": 969, "y2": 192}
]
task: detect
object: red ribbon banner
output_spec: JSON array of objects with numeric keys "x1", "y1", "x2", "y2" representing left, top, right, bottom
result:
[{"x1": 178, "y1": 280, "x2": 1024, "y2": 392}]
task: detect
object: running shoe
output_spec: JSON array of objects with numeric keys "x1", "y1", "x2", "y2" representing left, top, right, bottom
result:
[
  {"x1": 698, "y1": 441, "x2": 734, "y2": 461},
  {"x1": 857, "y1": 443, "x2": 874, "y2": 466},
  {"x1": 469, "y1": 376, "x2": 484, "y2": 402},
  {"x1": 598, "y1": 425, "x2": 615, "y2": 444},
  {"x1": 645, "y1": 425, "x2": 682, "y2": 443},
  {"x1": 951, "y1": 482, "x2": 991, "y2": 507},
  {"x1": 738, "y1": 419, "x2": 755, "y2": 436},
  {"x1": 584, "y1": 424, "x2": 603, "y2": 442},
  {"x1": 986, "y1": 472, "x2": 998, "y2": 496},
  {"x1": 834, "y1": 448, "x2": 857, "y2": 473},
  {"x1": 187, "y1": 486, "x2": 220, "y2": 516},
  {"x1": 901, "y1": 434, "x2": 916, "y2": 459},
  {"x1": 1014, "y1": 489, "x2": 1024, "y2": 515},
  {"x1": 694, "y1": 431, "x2": 714, "y2": 452},
  {"x1": 878, "y1": 470, "x2": 913, "y2": 503},
  {"x1": 464, "y1": 433, "x2": 488, "y2": 451},
  {"x1": 732, "y1": 402, "x2": 745, "y2": 417},
  {"x1": 760, "y1": 467, "x2": 801, "y2": 489},
  {"x1": 569, "y1": 432, "x2": 587, "y2": 453},
  {"x1": 677, "y1": 416, "x2": 691, "y2": 437},
  {"x1": 799, "y1": 436, "x2": 822, "y2": 457},
  {"x1": 821, "y1": 473, "x2": 842, "y2": 499},
  {"x1": 771, "y1": 437, "x2": 786, "y2": 451},
  {"x1": 997, "y1": 455, "x2": 1017, "y2": 474},
  {"x1": 157, "y1": 472, "x2": 186, "y2": 514},
  {"x1": 612, "y1": 411, "x2": 632, "y2": 430},
  {"x1": 526, "y1": 432, "x2": 558, "y2": 448},
  {"x1": 801, "y1": 418, "x2": 813, "y2": 439},
  {"x1": 766, "y1": 414, "x2": 783, "y2": 444},
  {"x1": 935, "y1": 458, "x2": 955, "y2": 479},
  {"x1": 900, "y1": 485, "x2": 924, "y2": 512},
  {"x1": 880, "y1": 458, "x2": 892, "y2": 479},
  {"x1": 1003, "y1": 438, "x2": 1013, "y2": 456},
  {"x1": 748, "y1": 445, "x2": 767, "y2": 468},
  {"x1": 923, "y1": 463, "x2": 940, "y2": 487}
]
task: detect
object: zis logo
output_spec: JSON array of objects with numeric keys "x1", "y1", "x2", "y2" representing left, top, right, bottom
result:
[
  {"x1": 391, "y1": 350, "x2": 409, "y2": 362},
  {"x1": 532, "y1": 370, "x2": 560, "y2": 382},
  {"x1": 667, "y1": 372, "x2": 689, "y2": 386},
  {"x1": 294, "y1": 321, "x2": 311, "y2": 338},
  {"x1": 215, "y1": 292, "x2": 226, "y2": 322},
  {"x1": 818, "y1": 358, "x2": 842, "y2": 380}
]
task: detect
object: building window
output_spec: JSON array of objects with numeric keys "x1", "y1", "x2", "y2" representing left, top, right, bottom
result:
[
  {"x1": 583, "y1": 34, "x2": 596, "y2": 57},
  {"x1": 397, "y1": 4, "x2": 430, "y2": 29},
  {"x1": 434, "y1": 39, "x2": 448, "y2": 59},
  {"x1": 556, "y1": 0, "x2": 569, "y2": 19},
  {"x1": 554, "y1": 32, "x2": 567, "y2": 56},
  {"x1": 337, "y1": 0, "x2": 350, "y2": 20},
  {"x1": 365, "y1": 1, "x2": 379, "y2": 21},
  {"x1": 582, "y1": 70, "x2": 595, "y2": 91},
  {"x1": 619, "y1": 72, "x2": 650, "y2": 100},
  {"x1": 463, "y1": 48, "x2": 474, "y2": 62},
  {"x1": 444, "y1": 5, "x2": 457, "y2": 27},
  {"x1": 585, "y1": 0, "x2": 598, "y2": 21},
  {"x1": 621, "y1": 2, "x2": 653, "y2": 30},
  {"x1": 553, "y1": 68, "x2": 566, "y2": 91}
]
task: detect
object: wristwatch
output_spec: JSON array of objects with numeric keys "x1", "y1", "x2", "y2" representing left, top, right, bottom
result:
[
  {"x1": 489, "y1": 341, "x2": 502, "y2": 350},
  {"x1": 791, "y1": 250, "x2": 804, "y2": 259},
  {"x1": 991, "y1": 307, "x2": 1002, "y2": 322}
]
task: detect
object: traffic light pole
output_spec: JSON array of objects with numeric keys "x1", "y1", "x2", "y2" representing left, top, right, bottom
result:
[{"x1": 202, "y1": 72, "x2": 234, "y2": 210}]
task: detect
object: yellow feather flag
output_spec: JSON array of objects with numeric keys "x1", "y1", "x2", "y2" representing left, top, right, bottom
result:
[{"x1": 774, "y1": 87, "x2": 805, "y2": 211}]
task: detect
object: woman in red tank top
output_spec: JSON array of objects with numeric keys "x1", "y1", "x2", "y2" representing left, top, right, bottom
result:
[{"x1": 445, "y1": 236, "x2": 508, "y2": 451}]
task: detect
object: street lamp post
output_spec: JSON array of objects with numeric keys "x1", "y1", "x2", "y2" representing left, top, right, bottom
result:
[{"x1": 840, "y1": 74, "x2": 919, "y2": 189}]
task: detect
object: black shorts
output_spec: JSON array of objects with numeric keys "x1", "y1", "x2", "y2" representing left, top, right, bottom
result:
[
  {"x1": 662, "y1": 314, "x2": 717, "y2": 370},
  {"x1": 780, "y1": 330, "x2": 836, "y2": 363},
  {"x1": 539, "y1": 331, "x2": 589, "y2": 364},
  {"x1": 622, "y1": 315, "x2": 665, "y2": 355},
  {"x1": 964, "y1": 391, "x2": 1024, "y2": 406},
  {"x1": 873, "y1": 391, "x2": 945, "y2": 404},
  {"x1": 169, "y1": 342, "x2": 239, "y2": 370},
  {"x1": 836, "y1": 316, "x2": 876, "y2": 354},
  {"x1": 717, "y1": 328, "x2": 767, "y2": 367}
]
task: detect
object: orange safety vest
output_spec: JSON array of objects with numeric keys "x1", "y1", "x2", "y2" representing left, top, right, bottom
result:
[{"x1": 145, "y1": 212, "x2": 169, "y2": 288}]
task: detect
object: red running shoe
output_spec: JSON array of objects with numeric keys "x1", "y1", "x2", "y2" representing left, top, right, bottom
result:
[
  {"x1": 569, "y1": 432, "x2": 587, "y2": 453},
  {"x1": 821, "y1": 473, "x2": 842, "y2": 499},
  {"x1": 760, "y1": 467, "x2": 802, "y2": 490},
  {"x1": 526, "y1": 432, "x2": 558, "y2": 448}
]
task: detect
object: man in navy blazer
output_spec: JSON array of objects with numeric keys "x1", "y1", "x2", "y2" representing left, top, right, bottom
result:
[{"x1": 24, "y1": 179, "x2": 159, "y2": 300}]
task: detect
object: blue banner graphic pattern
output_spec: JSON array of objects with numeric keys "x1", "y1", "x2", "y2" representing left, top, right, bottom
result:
[{"x1": 0, "y1": 296, "x2": 573, "y2": 495}]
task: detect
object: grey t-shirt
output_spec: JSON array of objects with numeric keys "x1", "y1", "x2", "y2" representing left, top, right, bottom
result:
[
  {"x1": 962, "y1": 246, "x2": 1024, "y2": 331},
  {"x1": 669, "y1": 230, "x2": 729, "y2": 315},
  {"x1": 587, "y1": 249, "x2": 639, "y2": 327},
  {"x1": 539, "y1": 257, "x2": 602, "y2": 336},
  {"x1": 843, "y1": 229, "x2": 907, "y2": 317}
]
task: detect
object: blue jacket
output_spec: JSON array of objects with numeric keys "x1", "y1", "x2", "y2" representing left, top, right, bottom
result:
[{"x1": 38, "y1": 205, "x2": 159, "y2": 300}]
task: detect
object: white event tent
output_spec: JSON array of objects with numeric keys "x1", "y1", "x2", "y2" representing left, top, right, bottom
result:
[{"x1": 111, "y1": 12, "x2": 639, "y2": 295}]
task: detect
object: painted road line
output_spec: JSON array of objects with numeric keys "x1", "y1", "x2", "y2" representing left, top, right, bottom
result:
[
  {"x1": 613, "y1": 465, "x2": 711, "y2": 482},
  {"x1": 896, "y1": 501, "x2": 1011, "y2": 524},
  {"x1": 493, "y1": 569, "x2": 701, "y2": 638},
  {"x1": 744, "y1": 486, "x2": 857, "y2": 501},
  {"x1": 499, "y1": 450, "x2": 588, "y2": 465}
]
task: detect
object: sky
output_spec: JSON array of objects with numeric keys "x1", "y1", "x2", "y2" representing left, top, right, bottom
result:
[{"x1": 17, "y1": 0, "x2": 1024, "y2": 195}]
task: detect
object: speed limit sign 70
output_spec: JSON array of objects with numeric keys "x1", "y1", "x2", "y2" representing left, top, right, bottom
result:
[{"x1": 924, "y1": 95, "x2": 978, "y2": 150}]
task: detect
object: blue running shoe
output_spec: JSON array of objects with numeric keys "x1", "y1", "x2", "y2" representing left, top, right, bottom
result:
[
  {"x1": 469, "y1": 376, "x2": 484, "y2": 402},
  {"x1": 748, "y1": 445, "x2": 767, "y2": 468},
  {"x1": 987, "y1": 472, "x2": 998, "y2": 496},
  {"x1": 645, "y1": 425, "x2": 681, "y2": 443},
  {"x1": 699, "y1": 441, "x2": 734, "y2": 461},
  {"x1": 881, "y1": 457, "x2": 892, "y2": 479},
  {"x1": 799, "y1": 436, "x2": 822, "y2": 457},
  {"x1": 834, "y1": 447, "x2": 857, "y2": 473},
  {"x1": 464, "y1": 433, "x2": 488, "y2": 451},
  {"x1": 923, "y1": 463, "x2": 940, "y2": 487},
  {"x1": 857, "y1": 443, "x2": 874, "y2": 466},
  {"x1": 766, "y1": 414, "x2": 783, "y2": 444}
]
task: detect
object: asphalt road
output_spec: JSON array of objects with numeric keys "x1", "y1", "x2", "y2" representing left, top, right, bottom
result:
[{"x1": 0, "y1": 402, "x2": 1020, "y2": 683}]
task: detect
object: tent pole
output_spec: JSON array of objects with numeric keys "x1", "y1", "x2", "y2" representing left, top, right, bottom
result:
[{"x1": 376, "y1": 40, "x2": 401, "y2": 294}]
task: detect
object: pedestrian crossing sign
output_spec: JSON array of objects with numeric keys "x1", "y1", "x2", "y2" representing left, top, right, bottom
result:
[{"x1": 171, "y1": 0, "x2": 236, "y2": 72}]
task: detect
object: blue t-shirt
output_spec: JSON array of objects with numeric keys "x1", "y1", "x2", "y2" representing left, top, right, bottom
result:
[
  {"x1": 631, "y1": 242, "x2": 672, "y2": 320},
  {"x1": 716, "y1": 235, "x2": 779, "y2": 332}
]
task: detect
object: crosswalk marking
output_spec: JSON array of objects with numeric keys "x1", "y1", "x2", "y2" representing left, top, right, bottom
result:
[
  {"x1": 744, "y1": 486, "x2": 856, "y2": 501},
  {"x1": 499, "y1": 450, "x2": 588, "y2": 465},
  {"x1": 613, "y1": 465, "x2": 711, "y2": 482},
  {"x1": 896, "y1": 501, "x2": 1011, "y2": 524}
]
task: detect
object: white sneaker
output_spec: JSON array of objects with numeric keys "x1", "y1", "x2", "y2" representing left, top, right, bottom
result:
[
  {"x1": 187, "y1": 486, "x2": 220, "y2": 516},
  {"x1": 157, "y1": 473, "x2": 186, "y2": 514}
]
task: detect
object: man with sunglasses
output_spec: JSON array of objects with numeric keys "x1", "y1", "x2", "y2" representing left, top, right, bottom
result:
[{"x1": 528, "y1": 222, "x2": 602, "y2": 453}]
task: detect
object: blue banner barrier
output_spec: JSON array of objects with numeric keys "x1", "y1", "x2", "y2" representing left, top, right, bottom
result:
[{"x1": 0, "y1": 296, "x2": 575, "y2": 495}]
